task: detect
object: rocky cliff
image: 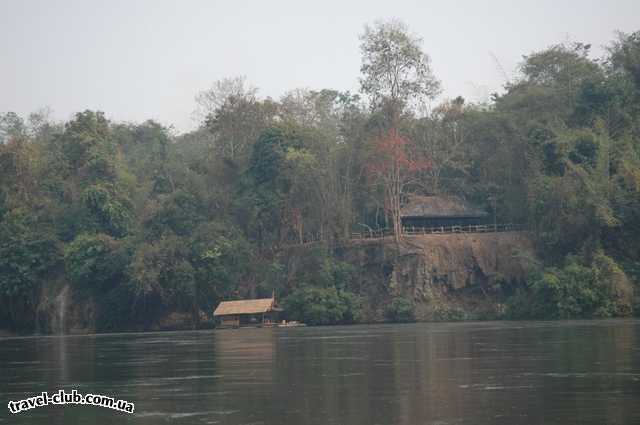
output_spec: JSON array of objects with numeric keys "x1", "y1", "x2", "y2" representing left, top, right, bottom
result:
[{"x1": 287, "y1": 231, "x2": 536, "y2": 321}]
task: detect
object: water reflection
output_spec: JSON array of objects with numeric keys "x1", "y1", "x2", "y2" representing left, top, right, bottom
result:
[{"x1": 1, "y1": 320, "x2": 638, "y2": 424}]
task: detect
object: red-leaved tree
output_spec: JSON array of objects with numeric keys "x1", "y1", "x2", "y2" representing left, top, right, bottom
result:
[{"x1": 367, "y1": 128, "x2": 431, "y2": 241}]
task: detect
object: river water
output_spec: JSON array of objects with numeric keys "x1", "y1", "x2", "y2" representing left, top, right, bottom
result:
[{"x1": 1, "y1": 320, "x2": 639, "y2": 424}]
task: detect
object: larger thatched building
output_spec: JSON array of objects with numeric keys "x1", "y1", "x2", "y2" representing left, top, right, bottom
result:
[{"x1": 401, "y1": 195, "x2": 488, "y2": 229}]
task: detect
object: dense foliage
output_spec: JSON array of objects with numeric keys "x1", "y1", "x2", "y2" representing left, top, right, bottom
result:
[
  {"x1": 384, "y1": 297, "x2": 416, "y2": 323},
  {"x1": 284, "y1": 287, "x2": 362, "y2": 326},
  {"x1": 1, "y1": 24, "x2": 639, "y2": 331},
  {"x1": 506, "y1": 252, "x2": 633, "y2": 319}
]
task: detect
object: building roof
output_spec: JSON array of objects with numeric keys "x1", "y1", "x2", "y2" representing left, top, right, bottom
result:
[
  {"x1": 213, "y1": 297, "x2": 277, "y2": 316},
  {"x1": 401, "y1": 195, "x2": 488, "y2": 219}
]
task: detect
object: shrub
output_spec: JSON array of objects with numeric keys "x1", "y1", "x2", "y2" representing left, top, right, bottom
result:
[
  {"x1": 505, "y1": 252, "x2": 633, "y2": 319},
  {"x1": 283, "y1": 286, "x2": 362, "y2": 326},
  {"x1": 384, "y1": 297, "x2": 415, "y2": 322},
  {"x1": 431, "y1": 304, "x2": 469, "y2": 321}
]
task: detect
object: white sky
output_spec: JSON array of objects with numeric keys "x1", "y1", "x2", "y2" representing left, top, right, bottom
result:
[{"x1": 1, "y1": 0, "x2": 638, "y2": 133}]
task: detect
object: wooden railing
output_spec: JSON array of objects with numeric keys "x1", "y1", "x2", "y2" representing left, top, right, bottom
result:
[
  {"x1": 349, "y1": 223, "x2": 523, "y2": 240},
  {"x1": 404, "y1": 223, "x2": 523, "y2": 235}
]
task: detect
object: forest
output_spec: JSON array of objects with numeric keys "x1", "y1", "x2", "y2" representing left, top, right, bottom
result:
[{"x1": 1, "y1": 22, "x2": 640, "y2": 332}]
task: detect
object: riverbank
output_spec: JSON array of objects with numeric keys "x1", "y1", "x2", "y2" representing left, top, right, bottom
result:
[{"x1": 4, "y1": 231, "x2": 635, "y2": 335}]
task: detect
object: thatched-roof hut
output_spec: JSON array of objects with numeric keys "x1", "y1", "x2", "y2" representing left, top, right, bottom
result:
[
  {"x1": 213, "y1": 296, "x2": 281, "y2": 328},
  {"x1": 401, "y1": 195, "x2": 488, "y2": 228}
]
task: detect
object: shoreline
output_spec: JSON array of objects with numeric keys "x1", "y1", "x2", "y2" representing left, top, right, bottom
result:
[{"x1": 2, "y1": 317, "x2": 638, "y2": 338}]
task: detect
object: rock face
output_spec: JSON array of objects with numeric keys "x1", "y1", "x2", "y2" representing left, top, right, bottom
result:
[
  {"x1": 395, "y1": 232, "x2": 533, "y2": 290},
  {"x1": 36, "y1": 283, "x2": 97, "y2": 334},
  {"x1": 332, "y1": 231, "x2": 535, "y2": 321}
]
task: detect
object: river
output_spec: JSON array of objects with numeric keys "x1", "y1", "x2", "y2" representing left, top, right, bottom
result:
[{"x1": 1, "y1": 320, "x2": 639, "y2": 424}]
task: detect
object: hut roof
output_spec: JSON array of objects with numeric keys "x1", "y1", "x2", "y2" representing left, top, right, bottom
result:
[
  {"x1": 213, "y1": 298, "x2": 277, "y2": 316},
  {"x1": 401, "y1": 195, "x2": 488, "y2": 219}
]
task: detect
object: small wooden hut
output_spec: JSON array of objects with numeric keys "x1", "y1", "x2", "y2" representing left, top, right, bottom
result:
[
  {"x1": 401, "y1": 195, "x2": 488, "y2": 229},
  {"x1": 213, "y1": 296, "x2": 281, "y2": 328}
]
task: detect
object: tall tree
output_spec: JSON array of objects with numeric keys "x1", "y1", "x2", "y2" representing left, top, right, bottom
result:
[
  {"x1": 359, "y1": 19, "x2": 441, "y2": 123},
  {"x1": 359, "y1": 19, "x2": 440, "y2": 239}
]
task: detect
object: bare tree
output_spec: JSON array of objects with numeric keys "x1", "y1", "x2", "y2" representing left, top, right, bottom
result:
[
  {"x1": 359, "y1": 19, "x2": 441, "y2": 122},
  {"x1": 195, "y1": 77, "x2": 276, "y2": 165},
  {"x1": 193, "y1": 76, "x2": 258, "y2": 123},
  {"x1": 411, "y1": 97, "x2": 470, "y2": 193}
]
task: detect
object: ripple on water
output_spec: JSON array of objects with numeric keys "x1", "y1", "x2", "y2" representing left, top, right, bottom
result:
[{"x1": 136, "y1": 410, "x2": 239, "y2": 419}]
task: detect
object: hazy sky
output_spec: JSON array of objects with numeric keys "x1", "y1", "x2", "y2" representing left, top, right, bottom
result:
[{"x1": 1, "y1": 0, "x2": 638, "y2": 133}]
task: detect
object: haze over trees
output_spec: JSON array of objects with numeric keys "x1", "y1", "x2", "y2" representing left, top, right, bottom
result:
[{"x1": 1, "y1": 21, "x2": 640, "y2": 331}]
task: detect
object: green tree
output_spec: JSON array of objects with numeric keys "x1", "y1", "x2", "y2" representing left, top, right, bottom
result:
[
  {"x1": 0, "y1": 212, "x2": 60, "y2": 329},
  {"x1": 384, "y1": 297, "x2": 416, "y2": 322},
  {"x1": 64, "y1": 233, "x2": 126, "y2": 291},
  {"x1": 284, "y1": 286, "x2": 361, "y2": 326}
]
